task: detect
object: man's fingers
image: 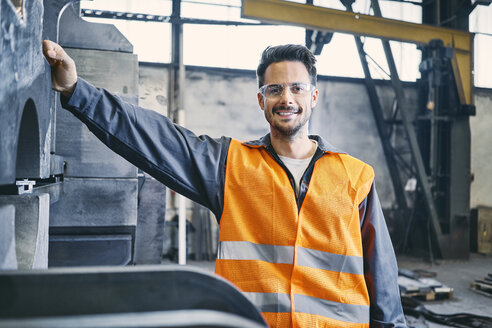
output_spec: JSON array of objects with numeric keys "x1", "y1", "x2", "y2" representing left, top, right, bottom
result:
[
  {"x1": 46, "y1": 49, "x2": 57, "y2": 59},
  {"x1": 42, "y1": 40, "x2": 66, "y2": 64},
  {"x1": 47, "y1": 50, "x2": 64, "y2": 65}
]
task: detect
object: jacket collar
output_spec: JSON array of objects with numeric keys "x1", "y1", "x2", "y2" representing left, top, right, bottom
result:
[{"x1": 243, "y1": 133, "x2": 345, "y2": 154}]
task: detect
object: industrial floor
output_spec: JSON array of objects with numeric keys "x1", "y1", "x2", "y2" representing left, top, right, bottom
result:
[
  {"x1": 398, "y1": 253, "x2": 492, "y2": 327},
  {"x1": 183, "y1": 253, "x2": 492, "y2": 327}
]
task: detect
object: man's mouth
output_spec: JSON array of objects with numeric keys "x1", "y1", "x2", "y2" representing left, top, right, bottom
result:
[{"x1": 274, "y1": 106, "x2": 300, "y2": 116}]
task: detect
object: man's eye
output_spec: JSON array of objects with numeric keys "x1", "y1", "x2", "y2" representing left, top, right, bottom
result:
[
  {"x1": 291, "y1": 85, "x2": 305, "y2": 93},
  {"x1": 268, "y1": 86, "x2": 282, "y2": 95}
]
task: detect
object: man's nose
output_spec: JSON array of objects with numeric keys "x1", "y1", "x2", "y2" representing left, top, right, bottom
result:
[{"x1": 279, "y1": 87, "x2": 295, "y2": 104}]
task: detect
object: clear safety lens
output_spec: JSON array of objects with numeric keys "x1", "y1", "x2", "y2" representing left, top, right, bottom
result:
[{"x1": 259, "y1": 83, "x2": 315, "y2": 98}]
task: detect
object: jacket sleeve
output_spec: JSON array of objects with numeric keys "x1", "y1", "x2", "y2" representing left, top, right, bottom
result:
[
  {"x1": 61, "y1": 77, "x2": 230, "y2": 218},
  {"x1": 359, "y1": 183, "x2": 407, "y2": 327}
]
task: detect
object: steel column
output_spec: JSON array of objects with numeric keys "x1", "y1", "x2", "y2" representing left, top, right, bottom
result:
[
  {"x1": 169, "y1": 0, "x2": 187, "y2": 265},
  {"x1": 342, "y1": 2, "x2": 408, "y2": 213},
  {"x1": 369, "y1": 0, "x2": 448, "y2": 257}
]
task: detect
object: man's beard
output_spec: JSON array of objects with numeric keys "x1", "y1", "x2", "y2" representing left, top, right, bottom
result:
[{"x1": 270, "y1": 105, "x2": 309, "y2": 137}]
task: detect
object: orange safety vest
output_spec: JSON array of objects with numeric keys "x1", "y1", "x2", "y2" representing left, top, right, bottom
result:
[{"x1": 216, "y1": 139, "x2": 374, "y2": 328}]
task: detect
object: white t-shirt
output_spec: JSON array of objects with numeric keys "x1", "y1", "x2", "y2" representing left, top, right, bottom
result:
[{"x1": 277, "y1": 141, "x2": 317, "y2": 196}]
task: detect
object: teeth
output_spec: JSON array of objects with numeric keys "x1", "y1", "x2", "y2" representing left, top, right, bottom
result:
[{"x1": 277, "y1": 112, "x2": 297, "y2": 116}]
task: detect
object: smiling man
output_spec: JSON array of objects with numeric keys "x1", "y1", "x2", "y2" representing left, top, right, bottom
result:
[
  {"x1": 43, "y1": 40, "x2": 406, "y2": 327},
  {"x1": 259, "y1": 60, "x2": 317, "y2": 137}
]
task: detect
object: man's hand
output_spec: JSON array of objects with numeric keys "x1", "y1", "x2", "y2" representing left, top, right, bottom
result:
[{"x1": 42, "y1": 40, "x2": 78, "y2": 97}]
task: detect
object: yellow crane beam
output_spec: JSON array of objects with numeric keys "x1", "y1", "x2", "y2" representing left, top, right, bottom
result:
[{"x1": 241, "y1": 0, "x2": 473, "y2": 105}]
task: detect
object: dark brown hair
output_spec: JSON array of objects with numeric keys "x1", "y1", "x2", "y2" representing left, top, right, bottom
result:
[{"x1": 256, "y1": 44, "x2": 317, "y2": 88}]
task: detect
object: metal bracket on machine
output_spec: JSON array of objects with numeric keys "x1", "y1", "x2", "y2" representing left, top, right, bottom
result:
[{"x1": 0, "y1": 179, "x2": 36, "y2": 195}]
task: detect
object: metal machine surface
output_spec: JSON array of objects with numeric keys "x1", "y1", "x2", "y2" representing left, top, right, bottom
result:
[
  {"x1": 0, "y1": 0, "x2": 58, "y2": 270},
  {"x1": 0, "y1": 265, "x2": 267, "y2": 328},
  {"x1": 0, "y1": 0, "x2": 166, "y2": 268},
  {"x1": 241, "y1": 0, "x2": 475, "y2": 259},
  {"x1": 48, "y1": 2, "x2": 140, "y2": 267}
]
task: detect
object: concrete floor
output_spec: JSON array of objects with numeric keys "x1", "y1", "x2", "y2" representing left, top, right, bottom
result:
[
  {"x1": 398, "y1": 253, "x2": 492, "y2": 327},
  {"x1": 183, "y1": 253, "x2": 492, "y2": 327}
]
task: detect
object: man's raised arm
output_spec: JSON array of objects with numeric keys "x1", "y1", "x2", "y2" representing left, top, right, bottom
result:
[{"x1": 41, "y1": 40, "x2": 230, "y2": 220}]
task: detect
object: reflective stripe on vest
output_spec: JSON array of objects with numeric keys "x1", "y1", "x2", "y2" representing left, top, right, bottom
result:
[
  {"x1": 218, "y1": 241, "x2": 364, "y2": 275},
  {"x1": 218, "y1": 241, "x2": 294, "y2": 264},
  {"x1": 243, "y1": 292, "x2": 291, "y2": 313},
  {"x1": 216, "y1": 139, "x2": 374, "y2": 327},
  {"x1": 294, "y1": 294, "x2": 370, "y2": 324},
  {"x1": 242, "y1": 292, "x2": 370, "y2": 324}
]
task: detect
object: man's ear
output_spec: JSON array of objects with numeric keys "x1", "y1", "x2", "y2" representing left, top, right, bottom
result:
[
  {"x1": 257, "y1": 92, "x2": 265, "y2": 111},
  {"x1": 311, "y1": 89, "x2": 319, "y2": 108}
]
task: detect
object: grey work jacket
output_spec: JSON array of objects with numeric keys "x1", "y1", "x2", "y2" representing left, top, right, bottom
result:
[{"x1": 62, "y1": 77, "x2": 407, "y2": 327}]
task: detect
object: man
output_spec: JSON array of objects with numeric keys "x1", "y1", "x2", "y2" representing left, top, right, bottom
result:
[{"x1": 43, "y1": 40, "x2": 406, "y2": 327}]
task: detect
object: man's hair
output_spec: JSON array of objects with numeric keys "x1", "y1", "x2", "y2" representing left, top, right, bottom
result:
[{"x1": 256, "y1": 44, "x2": 317, "y2": 88}]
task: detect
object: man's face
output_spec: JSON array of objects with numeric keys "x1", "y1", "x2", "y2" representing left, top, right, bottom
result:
[{"x1": 258, "y1": 61, "x2": 318, "y2": 138}]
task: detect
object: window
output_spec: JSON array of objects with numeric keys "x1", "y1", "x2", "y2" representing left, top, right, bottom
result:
[
  {"x1": 470, "y1": 4, "x2": 492, "y2": 88},
  {"x1": 81, "y1": 0, "x2": 172, "y2": 62}
]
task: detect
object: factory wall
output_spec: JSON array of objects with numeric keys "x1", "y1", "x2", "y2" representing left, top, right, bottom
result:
[{"x1": 471, "y1": 89, "x2": 492, "y2": 209}]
